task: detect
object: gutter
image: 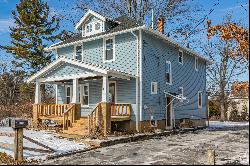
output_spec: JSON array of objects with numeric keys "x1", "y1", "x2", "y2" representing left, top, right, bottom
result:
[
  {"x1": 131, "y1": 30, "x2": 140, "y2": 132},
  {"x1": 45, "y1": 26, "x2": 146, "y2": 51}
]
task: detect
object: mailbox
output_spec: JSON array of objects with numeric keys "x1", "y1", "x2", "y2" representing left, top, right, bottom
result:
[{"x1": 11, "y1": 119, "x2": 28, "y2": 129}]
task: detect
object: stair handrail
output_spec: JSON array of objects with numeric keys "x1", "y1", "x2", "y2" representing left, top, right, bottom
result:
[{"x1": 63, "y1": 104, "x2": 75, "y2": 130}]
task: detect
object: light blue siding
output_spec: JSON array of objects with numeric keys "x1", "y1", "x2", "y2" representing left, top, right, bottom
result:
[
  {"x1": 141, "y1": 32, "x2": 207, "y2": 121},
  {"x1": 82, "y1": 32, "x2": 137, "y2": 75},
  {"x1": 57, "y1": 46, "x2": 74, "y2": 59},
  {"x1": 43, "y1": 63, "x2": 93, "y2": 78},
  {"x1": 77, "y1": 79, "x2": 136, "y2": 118}
]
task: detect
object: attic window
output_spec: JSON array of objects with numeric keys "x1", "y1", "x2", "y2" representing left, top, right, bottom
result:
[{"x1": 85, "y1": 20, "x2": 103, "y2": 36}]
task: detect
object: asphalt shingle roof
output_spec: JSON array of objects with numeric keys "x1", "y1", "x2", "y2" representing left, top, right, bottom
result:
[{"x1": 52, "y1": 16, "x2": 143, "y2": 47}]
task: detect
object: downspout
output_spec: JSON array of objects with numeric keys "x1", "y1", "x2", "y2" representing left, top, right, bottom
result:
[{"x1": 131, "y1": 30, "x2": 140, "y2": 132}]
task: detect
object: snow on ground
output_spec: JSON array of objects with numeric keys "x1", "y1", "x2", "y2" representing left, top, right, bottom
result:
[
  {"x1": 0, "y1": 127, "x2": 89, "y2": 161},
  {"x1": 208, "y1": 121, "x2": 249, "y2": 128}
]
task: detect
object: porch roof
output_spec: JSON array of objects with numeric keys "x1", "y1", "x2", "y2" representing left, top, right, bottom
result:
[{"x1": 27, "y1": 57, "x2": 136, "y2": 83}]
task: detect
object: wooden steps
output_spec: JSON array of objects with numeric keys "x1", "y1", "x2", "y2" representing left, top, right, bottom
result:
[{"x1": 63, "y1": 117, "x2": 89, "y2": 136}]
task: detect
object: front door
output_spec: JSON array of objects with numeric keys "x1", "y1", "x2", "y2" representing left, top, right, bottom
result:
[
  {"x1": 109, "y1": 81, "x2": 116, "y2": 103},
  {"x1": 166, "y1": 97, "x2": 173, "y2": 129}
]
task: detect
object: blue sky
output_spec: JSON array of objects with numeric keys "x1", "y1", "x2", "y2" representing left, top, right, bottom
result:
[{"x1": 0, "y1": 0, "x2": 249, "y2": 80}]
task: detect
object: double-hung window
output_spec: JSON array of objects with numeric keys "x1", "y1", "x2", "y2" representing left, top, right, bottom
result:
[
  {"x1": 166, "y1": 61, "x2": 172, "y2": 84},
  {"x1": 198, "y1": 91, "x2": 202, "y2": 108},
  {"x1": 75, "y1": 45, "x2": 82, "y2": 61},
  {"x1": 178, "y1": 49, "x2": 183, "y2": 64},
  {"x1": 65, "y1": 86, "x2": 72, "y2": 104},
  {"x1": 195, "y1": 57, "x2": 198, "y2": 71},
  {"x1": 104, "y1": 37, "x2": 115, "y2": 62},
  {"x1": 82, "y1": 84, "x2": 89, "y2": 106}
]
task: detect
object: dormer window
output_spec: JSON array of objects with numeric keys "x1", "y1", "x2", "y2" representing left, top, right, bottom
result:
[
  {"x1": 85, "y1": 20, "x2": 103, "y2": 36},
  {"x1": 95, "y1": 22, "x2": 101, "y2": 30},
  {"x1": 86, "y1": 24, "x2": 92, "y2": 33}
]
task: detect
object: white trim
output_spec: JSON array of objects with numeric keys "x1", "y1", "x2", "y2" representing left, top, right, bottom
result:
[
  {"x1": 195, "y1": 57, "x2": 198, "y2": 71},
  {"x1": 139, "y1": 29, "x2": 143, "y2": 122},
  {"x1": 165, "y1": 60, "x2": 172, "y2": 85},
  {"x1": 44, "y1": 26, "x2": 145, "y2": 51},
  {"x1": 75, "y1": 9, "x2": 106, "y2": 30},
  {"x1": 103, "y1": 36, "x2": 115, "y2": 63},
  {"x1": 80, "y1": 83, "x2": 89, "y2": 107},
  {"x1": 74, "y1": 44, "x2": 83, "y2": 61},
  {"x1": 84, "y1": 20, "x2": 103, "y2": 36},
  {"x1": 38, "y1": 73, "x2": 97, "y2": 83},
  {"x1": 65, "y1": 85, "x2": 72, "y2": 104},
  {"x1": 35, "y1": 82, "x2": 41, "y2": 104},
  {"x1": 198, "y1": 91, "x2": 202, "y2": 108},
  {"x1": 102, "y1": 75, "x2": 109, "y2": 102},
  {"x1": 45, "y1": 25, "x2": 212, "y2": 64},
  {"x1": 179, "y1": 87, "x2": 183, "y2": 96},
  {"x1": 55, "y1": 84, "x2": 58, "y2": 104},
  {"x1": 151, "y1": 82, "x2": 158, "y2": 94},
  {"x1": 178, "y1": 49, "x2": 183, "y2": 65},
  {"x1": 142, "y1": 27, "x2": 213, "y2": 64},
  {"x1": 109, "y1": 81, "x2": 117, "y2": 103}
]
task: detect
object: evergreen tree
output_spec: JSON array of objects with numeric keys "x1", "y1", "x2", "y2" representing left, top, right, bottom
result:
[{"x1": 0, "y1": 0, "x2": 67, "y2": 74}]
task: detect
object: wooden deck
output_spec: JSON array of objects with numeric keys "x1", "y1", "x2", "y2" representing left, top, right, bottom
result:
[{"x1": 33, "y1": 103, "x2": 132, "y2": 136}]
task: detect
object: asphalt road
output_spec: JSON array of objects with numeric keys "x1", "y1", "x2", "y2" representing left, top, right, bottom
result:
[{"x1": 42, "y1": 128, "x2": 249, "y2": 165}]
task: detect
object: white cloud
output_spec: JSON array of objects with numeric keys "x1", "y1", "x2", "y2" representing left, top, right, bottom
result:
[{"x1": 0, "y1": 18, "x2": 15, "y2": 34}]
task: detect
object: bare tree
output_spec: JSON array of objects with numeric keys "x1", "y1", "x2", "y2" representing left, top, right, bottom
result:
[
  {"x1": 60, "y1": 0, "x2": 203, "y2": 44},
  {"x1": 202, "y1": 16, "x2": 248, "y2": 121}
]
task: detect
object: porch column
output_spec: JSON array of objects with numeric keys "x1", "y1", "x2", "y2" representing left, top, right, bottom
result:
[
  {"x1": 35, "y1": 81, "x2": 41, "y2": 104},
  {"x1": 71, "y1": 78, "x2": 79, "y2": 103},
  {"x1": 102, "y1": 75, "x2": 109, "y2": 102}
]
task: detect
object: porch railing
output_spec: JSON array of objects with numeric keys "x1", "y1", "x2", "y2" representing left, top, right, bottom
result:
[
  {"x1": 63, "y1": 104, "x2": 76, "y2": 130},
  {"x1": 36, "y1": 104, "x2": 70, "y2": 117},
  {"x1": 111, "y1": 103, "x2": 132, "y2": 117},
  {"x1": 88, "y1": 103, "x2": 102, "y2": 135}
]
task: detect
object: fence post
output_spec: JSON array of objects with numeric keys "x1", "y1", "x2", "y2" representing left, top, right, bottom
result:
[
  {"x1": 207, "y1": 149, "x2": 215, "y2": 165},
  {"x1": 101, "y1": 102, "x2": 111, "y2": 136},
  {"x1": 14, "y1": 128, "x2": 24, "y2": 162}
]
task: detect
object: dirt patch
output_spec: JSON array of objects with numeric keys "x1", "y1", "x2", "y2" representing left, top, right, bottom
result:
[{"x1": 0, "y1": 152, "x2": 28, "y2": 165}]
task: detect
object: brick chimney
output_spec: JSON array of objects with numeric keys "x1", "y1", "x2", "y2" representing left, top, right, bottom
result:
[{"x1": 158, "y1": 16, "x2": 164, "y2": 34}]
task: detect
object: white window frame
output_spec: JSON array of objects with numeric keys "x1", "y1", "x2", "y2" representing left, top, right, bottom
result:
[
  {"x1": 80, "y1": 83, "x2": 89, "y2": 107},
  {"x1": 103, "y1": 36, "x2": 115, "y2": 63},
  {"x1": 74, "y1": 45, "x2": 83, "y2": 61},
  {"x1": 165, "y1": 61, "x2": 172, "y2": 85},
  {"x1": 151, "y1": 82, "x2": 158, "y2": 95},
  {"x1": 195, "y1": 57, "x2": 198, "y2": 71},
  {"x1": 65, "y1": 85, "x2": 72, "y2": 104},
  {"x1": 178, "y1": 49, "x2": 183, "y2": 65},
  {"x1": 179, "y1": 87, "x2": 183, "y2": 97},
  {"x1": 198, "y1": 91, "x2": 202, "y2": 108},
  {"x1": 84, "y1": 20, "x2": 103, "y2": 36}
]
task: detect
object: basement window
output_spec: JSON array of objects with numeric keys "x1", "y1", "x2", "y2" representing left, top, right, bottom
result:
[{"x1": 151, "y1": 82, "x2": 158, "y2": 94}]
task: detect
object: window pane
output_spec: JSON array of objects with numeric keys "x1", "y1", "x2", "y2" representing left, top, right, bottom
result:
[
  {"x1": 76, "y1": 46, "x2": 82, "y2": 61},
  {"x1": 166, "y1": 73, "x2": 170, "y2": 83},
  {"x1": 165, "y1": 63, "x2": 170, "y2": 73},
  {"x1": 67, "y1": 87, "x2": 70, "y2": 96},
  {"x1": 95, "y1": 22, "x2": 101, "y2": 30},
  {"x1": 106, "y1": 49, "x2": 113, "y2": 60},
  {"x1": 179, "y1": 52, "x2": 182, "y2": 63},
  {"x1": 82, "y1": 96, "x2": 88, "y2": 105},
  {"x1": 84, "y1": 86, "x2": 88, "y2": 95},
  {"x1": 198, "y1": 93, "x2": 202, "y2": 106},
  {"x1": 66, "y1": 97, "x2": 71, "y2": 104}
]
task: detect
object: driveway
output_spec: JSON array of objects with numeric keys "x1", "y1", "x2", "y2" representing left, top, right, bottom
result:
[{"x1": 42, "y1": 128, "x2": 249, "y2": 165}]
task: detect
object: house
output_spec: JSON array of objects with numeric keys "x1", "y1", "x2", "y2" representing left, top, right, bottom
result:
[
  {"x1": 227, "y1": 81, "x2": 249, "y2": 120},
  {"x1": 28, "y1": 10, "x2": 211, "y2": 136}
]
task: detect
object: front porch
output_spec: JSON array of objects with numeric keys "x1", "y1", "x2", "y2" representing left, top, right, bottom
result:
[{"x1": 28, "y1": 57, "x2": 138, "y2": 136}]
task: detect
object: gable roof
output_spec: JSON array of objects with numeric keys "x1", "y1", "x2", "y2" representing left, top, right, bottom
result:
[
  {"x1": 45, "y1": 16, "x2": 144, "y2": 50},
  {"x1": 75, "y1": 9, "x2": 107, "y2": 30},
  {"x1": 27, "y1": 56, "x2": 136, "y2": 83}
]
